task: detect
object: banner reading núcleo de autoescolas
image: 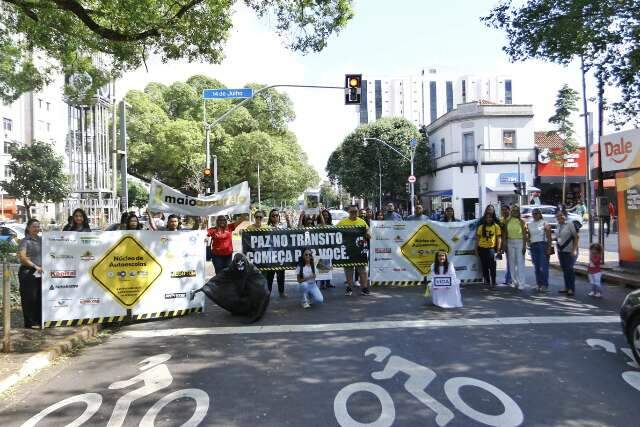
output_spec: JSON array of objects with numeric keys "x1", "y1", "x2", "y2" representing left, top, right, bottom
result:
[
  {"x1": 241, "y1": 227, "x2": 367, "y2": 270},
  {"x1": 42, "y1": 231, "x2": 206, "y2": 327},
  {"x1": 370, "y1": 220, "x2": 482, "y2": 285}
]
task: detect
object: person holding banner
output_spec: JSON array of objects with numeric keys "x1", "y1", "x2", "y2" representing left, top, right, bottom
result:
[
  {"x1": 502, "y1": 205, "x2": 528, "y2": 290},
  {"x1": 337, "y1": 205, "x2": 371, "y2": 296},
  {"x1": 383, "y1": 203, "x2": 402, "y2": 221},
  {"x1": 208, "y1": 215, "x2": 244, "y2": 275},
  {"x1": 17, "y1": 219, "x2": 43, "y2": 328},
  {"x1": 296, "y1": 249, "x2": 324, "y2": 309},
  {"x1": 265, "y1": 209, "x2": 291, "y2": 297},
  {"x1": 62, "y1": 208, "x2": 92, "y2": 232},
  {"x1": 246, "y1": 210, "x2": 267, "y2": 230},
  {"x1": 148, "y1": 212, "x2": 181, "y2": 231},
  {"x1": 120, "y1": 212, "x2": 144, "y2": 230},
  {"x1": 476, "y1": 211, "x2": 502, "y2": 289},
  {"x1": 426, "y1": 250, "x2": 462, "y2": 308},
  {"x1": 440, "y1": 206, "x2": 458, "y2": 222}
]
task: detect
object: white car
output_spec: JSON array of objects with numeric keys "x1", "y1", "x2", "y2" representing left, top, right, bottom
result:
[
  {"x1": 520, "y1": 205, "x2": 584, "y2": 230},
  {"x1": 329, "y1": 209, "x2": 349, "y2": 222}
]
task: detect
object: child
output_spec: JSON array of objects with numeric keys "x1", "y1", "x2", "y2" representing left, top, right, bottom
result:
[
  {"x1": 588, "y1": 243, "x2": 603, "y2": 298},
  {"x1": 296, "y1": 249, "x2": 324, "y2": 309},
  {"x1": 426, "y1": 251, "x2": 463, "y2": 308}
]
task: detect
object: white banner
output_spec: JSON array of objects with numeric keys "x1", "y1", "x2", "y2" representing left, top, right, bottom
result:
[
  {"x1": 42, "y1": 231, "x2": 206, "y2": 327},
  {"x1": 370, "y1": 220, "x2": 482, "y2": 284},
  {"x1": 148, "y1": 179, "x2": 250, "y2": 216}
]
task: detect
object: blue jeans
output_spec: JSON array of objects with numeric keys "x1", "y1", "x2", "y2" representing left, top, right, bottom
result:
[
  {"x1": 504, "y1": 253, "x2": 512, "y2": 284},
  {"x1": 530, "y1": 242, "x2": 549, "y2": 288},
  {"x1": 557, "y1": 251, "x2": 576, "y2": 292},
  {"x1": 212, "y1": 254, "x2": 232, "y2": 274},
  {"x1": 300, "y1": 281, "x2": 324, "y2": 305}
]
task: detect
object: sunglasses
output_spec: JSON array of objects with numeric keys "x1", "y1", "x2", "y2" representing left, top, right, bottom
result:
[
  {"x1": 255, "y1": 216, "x2": 264, "y2": 219},
  {"x1": 304, "y1": 253, "x2": 312, "y2": 257}
]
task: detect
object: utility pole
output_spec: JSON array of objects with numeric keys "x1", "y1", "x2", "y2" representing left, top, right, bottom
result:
[
  {"x1": 378, "y1": 158, "x2": 382, "y2": 211},
  {"x1": 257, "y1": 162, "x2": 261, "y2": 209},
  {"x1": 517, "y1": 157, "x2": 522, "y2": 206},
  {"x1": 477, "y1": 144, "x2": 484, "y2": 215},
  {"x1": 118, "y1": 100, "x2": 128, "y2": 212},
  {"x1": 213, "y1": 155, "x2": 219, "y2": 193},
  {"x1": 205, "y1": 126, "x2": 211, "y2": 194}
]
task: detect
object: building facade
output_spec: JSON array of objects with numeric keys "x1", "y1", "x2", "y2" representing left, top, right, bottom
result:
[
  {"x1": 422, "y1": 102, "x2": 536, "y2": 220},
  {"x1": 359, "y1": 70, "x2": 514, "y2": 127}
]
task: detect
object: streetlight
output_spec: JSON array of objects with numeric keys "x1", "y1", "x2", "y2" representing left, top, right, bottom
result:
[{"x1": 363, "y1": 137, "x2": 418, "y2": 215}]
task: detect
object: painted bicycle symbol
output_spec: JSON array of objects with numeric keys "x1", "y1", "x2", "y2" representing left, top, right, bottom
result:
[
  {"x1": 586, "y1": 338, "x2": 640, "y2": 392},
  {"x1": 21, "y1": 354, "x2": 210, "y2": 427},
  {"x1": 333, "y1": 346, "x2": 524, "y2": 427}
]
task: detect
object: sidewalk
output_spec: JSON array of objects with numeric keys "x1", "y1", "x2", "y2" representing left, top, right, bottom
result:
[
  {"x1": 547, "y1": 249, "x2": 640, "y2": 288},
  {"x1": 0, "y1": 307, "x2": 103, "y2": 395}
]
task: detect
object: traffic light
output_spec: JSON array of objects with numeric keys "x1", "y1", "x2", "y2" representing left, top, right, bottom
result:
[
  {"x1": 513, "y1": 182, "x2": 526, "y2": 195},
  {"x1": 203, "y1": 168, "x2": 214, "y2": 188},
  {"x1": 345, "y1": 74, "x2": 362, "y2": 105},
  {"x1": 405, "y1": 183, "x2": 411, "y2": 194}
]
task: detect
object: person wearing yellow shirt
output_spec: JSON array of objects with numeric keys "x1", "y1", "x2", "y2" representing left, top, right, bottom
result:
[
  {"x1": 476, "y1": 210, "x2": 502, "y2": 288},
  {"x1": 337, "y1": 205, "x2": 371, "y2": 296},
  {"x1": 246, "y1": 210, "x2": 268, "y2": 230},
  {"x1": 501, "y1": 205, "x2": 528, "y2": 289}
]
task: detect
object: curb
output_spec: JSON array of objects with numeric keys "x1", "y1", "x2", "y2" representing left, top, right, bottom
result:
[
  {"x1": 0, "y1": 324, "x2": 102, "y2": 394},
  {"x1": 548, "y1": 262, "x2": 640, "y2": 288}
]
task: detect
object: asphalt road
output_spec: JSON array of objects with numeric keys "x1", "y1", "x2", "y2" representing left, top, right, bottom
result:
[{"x1": 1, "y1": 266, "x2": 639, "y2": 427}]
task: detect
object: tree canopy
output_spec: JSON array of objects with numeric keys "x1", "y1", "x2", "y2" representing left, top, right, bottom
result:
[
  {"x1": 125, "y1": 74, "x2": 318, "y2": 204},
  {"x1": 1, "y1": 141, "x2": 70, "y2": 219},
  {"x1": 482, "y1": 0, "x2": 640, "y2": 127},
  {"x1": 326, "y1": 118, "x2": 430, "y2": 205},
  {"x1": 0, "y1": 0, "x2": 355, "y2": 103}
]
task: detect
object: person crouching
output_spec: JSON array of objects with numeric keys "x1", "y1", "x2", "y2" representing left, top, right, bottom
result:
[{"x1": 296, "y1": 249, "x2": 324, "y2": 309}]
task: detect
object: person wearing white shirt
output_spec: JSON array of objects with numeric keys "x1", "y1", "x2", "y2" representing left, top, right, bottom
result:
[
  {"x1": 426, "y1": 251, "x2": 462, "y2": 308},
  {"x1": 527, "y1": 208, "x2": 553, "y2": 293},
  {"x1": 296, "y1": 249, "x2": 324, "y2": 309}
]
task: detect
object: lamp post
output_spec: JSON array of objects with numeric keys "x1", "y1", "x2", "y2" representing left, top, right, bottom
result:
[{"x1": 363, "y1": 137, "x2": 417, "y2": 215}]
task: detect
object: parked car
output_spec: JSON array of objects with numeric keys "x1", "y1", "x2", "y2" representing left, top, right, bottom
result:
[
  {"x1": 0, "y1": 223, "x2": 26, "y2": 239},
  {"x1": 520, "y1": 204, "x2": 583, "y2": 230},
  {"x1": 620, "y1": 289, "x2": 640, "y2": 365}
]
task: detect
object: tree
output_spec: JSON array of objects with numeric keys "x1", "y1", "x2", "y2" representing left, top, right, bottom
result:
[
  {"x1": 326, "y1": 117, "x2": 430, "y2": 207},
  {"x1": 1, "y1": 142, "x2": 69, "y2": 219},
  {"x1": 127, "y1": 181, "x2": 149, "y2": 209},
  {"x1": 0, "y1": 0, "x2": 355, "y2": 104},
  {"x1": 482, "y1": 0, "x2": 640, "y2": 126},
  {"x1": 548, "y1": 84, "x2": 580, "y2": 204}
]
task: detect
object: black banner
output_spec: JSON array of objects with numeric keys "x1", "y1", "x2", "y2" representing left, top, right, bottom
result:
[{"x1": 241, "y1": 227, "x2": 368, "y2": 270}]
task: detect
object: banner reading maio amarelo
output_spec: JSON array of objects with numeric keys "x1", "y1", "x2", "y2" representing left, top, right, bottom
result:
[
  {"x1": 42, "y1": 231, "x2": 206, "y2": 327},
  {"x1": 241, "y1": 227, "x2": 367, "y2": 270},
  {"x1": 148, "y1": 179, "x2": 250, "y2": 216},
  {"x1": 369, "y1": 220, "x2": 482, "y2": 285}
]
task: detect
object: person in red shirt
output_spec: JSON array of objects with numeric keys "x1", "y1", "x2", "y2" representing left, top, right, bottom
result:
[
  {"x1": 208, "y1": 215, "x2": 245, "y2": 274},
  {"x1": 606, "y1": 201, "x2": 615, "y2": 236},
  {"x1": 588, "y1": 243, "x2": 603, "y2": 298}
]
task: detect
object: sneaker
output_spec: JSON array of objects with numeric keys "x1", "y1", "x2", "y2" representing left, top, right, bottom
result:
[
  {"x1": 327, "y1": 283, "x2": 336, "y2": 288},
  {"x1": 345, "y1": 287, "x2": 353, "y2": 296},
  {"x1": 595, "y1": 292, "x2": 603, "y2": 298},
  {"x1": 354, "y1": 281, "x2": 361, "y2": 288},
  {"x1": 361, "y1": 288, "x2": 371, "y2": 296},
  {"x1": 303, "y1": 302, "x2": 311, "y2": 309},
  {"x1": 588, "y1": 291, "x2": 595, "y2": 297}
]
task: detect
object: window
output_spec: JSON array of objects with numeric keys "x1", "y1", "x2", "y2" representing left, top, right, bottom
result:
[
  {"x1": 505, "y1": 79, "x2": 513, "y2": 104},
  {"x1": 46, "y1": 122, "x2": 51, "y2": 132},
  {"x1": 463, "y1": 133, "x2": 475, "y2": 162},
  {"x1": 2, "y1": 118, "x2": 11, "y2": 132},
  {"x1": 461, "y1": 80, "x2": 467, "y2": 103},
  {"x1": 359, "y1": 80, "x2": 368, "y2": 124},
  {"x1": 4, "y1": 165, "x2": 12, "y2": 179},
  {"x1": 440, "y1": 138, "x2": 446, "y2": 156},
  {"x1": 3, "y1": 141, "x2": 12, "y2": 154},
  {"x1": 375, "y1": 80, "x2": 382, "y2": 120},
  {"x1": 429, "y1": 81, "x2": 437, "y2": 123},
  {"x1": 503, "y1": 130, "x2": 516, "y2": 146},
  {"x1": 46, "y1": 102, "x2": 51, "y2": 111},
  {"x1": 38, "y1": 98, "x2": 43, "y2": 109},
  {"x1": 446, "y1": 81, "x2": 453, "y2": 112}
]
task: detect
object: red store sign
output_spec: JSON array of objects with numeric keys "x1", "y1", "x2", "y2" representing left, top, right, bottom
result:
[{"x1": 537, "y1": 147, "x2": 586, "y2": 177}]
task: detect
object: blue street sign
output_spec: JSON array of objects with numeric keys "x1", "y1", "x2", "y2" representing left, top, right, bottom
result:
[
  {"x1": 202, "y1": 88, "x2": 254, "y2": 99},
  {"x1": 409, "y1": 138, "x2": 417, "y2": 148}
]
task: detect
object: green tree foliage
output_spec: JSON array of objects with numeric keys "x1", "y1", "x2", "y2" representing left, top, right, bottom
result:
[
  {"x1": 127, "y1": 181, "x2": 149, "y2": 209},
  {"x1": 482, "y1": 0, "x2": 640, "y2": 126},
  {"x1": 547, "y1": 84, "x2": 580, "y2": 203},
  {"x1": 125, "y1": 75, "x2": 318, "y2": 202},
  {"x1": 0, "y1": 0, "x2": 355, "y2": 103},
  {"x1": 326, "y1": 118, "x2": 430, "y2": 203},
  {"x1": 1, "y1": 142, "x2": 69, "y2": 219}
]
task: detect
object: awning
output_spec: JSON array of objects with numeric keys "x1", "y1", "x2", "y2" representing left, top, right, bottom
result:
[
  {"x1": 421, "y1": 190, "x2": 453, "y2": 197},
  {"x1": 485, "y1": 184, "x2": 516, "y2": 193}
]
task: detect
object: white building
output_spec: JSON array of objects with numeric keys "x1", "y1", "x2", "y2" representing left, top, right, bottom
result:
[
  {"x1": 421, "y1": 101, "x2": 536, "y2": 220},
  {"x1": 359, "y1": 70, "x2": 514, "y2": 127}
]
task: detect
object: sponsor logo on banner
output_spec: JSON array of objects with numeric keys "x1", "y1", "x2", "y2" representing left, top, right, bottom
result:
[
  {"x1": 375, "y1": 248, "x2": 392, "y2": 254},
  {"x1": 80, "y1": 251, "x2": 95, "y2": 261},
  {"x1": 48, "y1": 235, "x2": 73, "y2": 242},
  {"x1": 48, "y1": 282, "x2": 79, "y2": 290},
  {"x1": 165, "y1": 292, "x2": 187, "y2": 299},
  {"x1": 80, "y1": 236, "x2": 102, "y2": 245},
  {"x1": 393, "y1": 224, "x2": 406, "y2": 230},
  {"x1": 373, "y1": 224, "x2": 393, "y2": 229},
  {"x1": 80, "y1": 298, "x2": 100, "y2": 305},
  {"x1": 49, "y1": 253, "x2": 74, "y2": 259},
  {"x1": 393, "y1": 235, "x2": 404, "y2": 243},
  {"x1": 49, "y1": 298, "x2": 72, "y2": 309},
  {"x1": 170, "y1": 270, "x2": 197, "y2": 278},
  {"x1": 392, "y1": 267, "x2": 407, "y2": 272},
  {"x1": 455, "y1": 250, "x2": 476, "y2": 256},
  {"x1": 374, "y1": 257, "x2": 393, "y2": 261},
  {"x1": 50, "y1": 270, "x2": 77, "y2": 278}
]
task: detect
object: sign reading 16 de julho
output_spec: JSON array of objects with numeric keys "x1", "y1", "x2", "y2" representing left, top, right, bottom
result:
[{"x1": 91, "y1": 236, "x2": 163, "y2": 308}]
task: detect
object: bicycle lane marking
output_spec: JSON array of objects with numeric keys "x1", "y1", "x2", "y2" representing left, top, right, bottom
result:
[{"x1": 115, "y1": 315, "x2": 620, "y2": 338}]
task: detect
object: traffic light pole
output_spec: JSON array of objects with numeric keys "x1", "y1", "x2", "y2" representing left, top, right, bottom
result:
[{"x1": 205, "y1": 126, "x2": 211, "y2": 194}]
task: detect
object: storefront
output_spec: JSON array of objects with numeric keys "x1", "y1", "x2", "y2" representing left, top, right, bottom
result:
[
  {"x1": 420, "y1": 190, "x2": 453, "y2": 215},
  {"x1": 535, "y1": 146, "x2": 587, "y2": 206},
  {"x1": 602, "y1": 128, "x2": 640, "y2": 268}
]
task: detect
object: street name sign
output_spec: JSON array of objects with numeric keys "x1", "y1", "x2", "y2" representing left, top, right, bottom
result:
[{"x1": 202, "y1": 88, "x2": 254, "y2": 99}]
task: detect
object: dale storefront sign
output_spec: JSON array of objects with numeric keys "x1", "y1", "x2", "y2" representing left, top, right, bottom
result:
[
  {"x1": 601, "y1": 129, "x2": 640, "y2": 173},
  {"x1": 241, "y1": 227, "x2": 368, "y2": 270}
]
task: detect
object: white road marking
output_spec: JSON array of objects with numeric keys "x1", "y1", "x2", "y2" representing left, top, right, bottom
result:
[{"x1": 116, "y1": 315, "x2": 620, "y2": 338}]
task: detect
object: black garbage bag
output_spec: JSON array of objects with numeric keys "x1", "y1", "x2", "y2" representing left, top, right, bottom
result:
[{"x1": 196, "y1": 253, "x2": 270, "y2": 323}]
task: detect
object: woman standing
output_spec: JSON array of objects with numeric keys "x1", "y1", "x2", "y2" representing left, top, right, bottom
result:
[
  {"x1": 528, "y1": 208, "x2": 552, "y2": 293},
  {"x1": 265, "y1": 209, "x2": 291, "y2": 297},
  {"x1": 556, "y1": 210, "x2": 579, "y2": 296},
  {"x1": 246, "y1": 210, "x2": 267, "y2": 230},
  {"x1": 63, "y1": 209, "x2": 91, "y2": 232},
  {"x1": 121, "y1": 212, "x2": 144, "y2": 230},
  {"x1": 502, "y1": 205, "x2": 528, "y2": 289},
  {"x1": 317, "y1": 209, "x2": 335, "y2": 289},
  {"x1": 476, "y1": 211, "x2": 502, "y2": 288},
  {"x1": 17, "y1": 219, "x2": 43, "y2": 329},
  {"x1": 296, "y1": 249, "x2": 324, "y2": 309},
  {"x1": 208, "y1": 215, "x2": 244, "y2": 275}
]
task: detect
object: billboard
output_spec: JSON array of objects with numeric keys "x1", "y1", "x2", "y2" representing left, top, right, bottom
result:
[{"x1": 601, "y1": 129, "x2": 640, "y2": 173}]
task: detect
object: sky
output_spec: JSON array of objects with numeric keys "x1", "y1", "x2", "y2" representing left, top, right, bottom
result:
[{"x1": 119, "y1": 0, "x2": 613, "y2": 180}]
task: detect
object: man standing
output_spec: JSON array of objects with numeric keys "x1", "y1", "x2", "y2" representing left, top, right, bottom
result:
[
  {"x1": 337, "y1": 205, "x2": 371, "y2": 296},
  {"x1": 407, "y1": 205, "x2": 428, "y2": 221},
  {"x1": 384, "y1": 202, "x2": 403, "y2": 221}
]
